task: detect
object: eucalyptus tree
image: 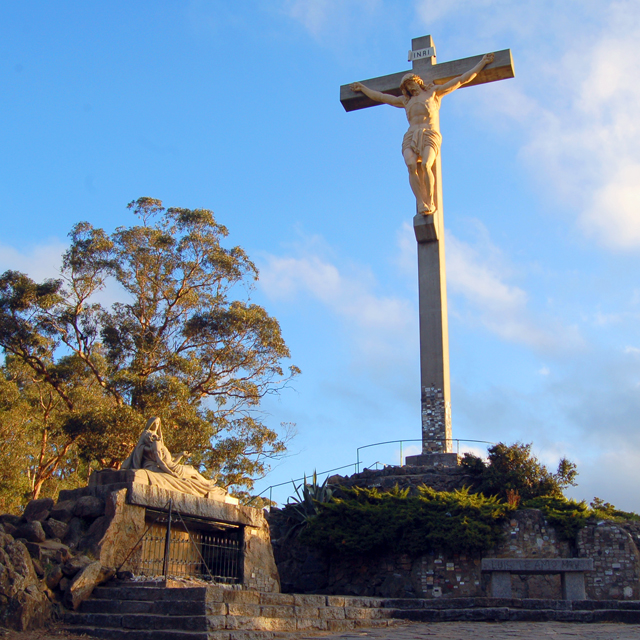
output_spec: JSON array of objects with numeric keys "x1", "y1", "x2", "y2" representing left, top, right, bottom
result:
[{"x1": 0, "y1": 198, "x2": 298, "y2": 503}]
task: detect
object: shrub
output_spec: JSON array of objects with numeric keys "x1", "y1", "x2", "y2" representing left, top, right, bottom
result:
[
  {"x1": 300, "y1": 485, "x2": 513, "y2": 557},
  {"x1": 461, "y1": 442, "x2": 577, "y2": 502}
]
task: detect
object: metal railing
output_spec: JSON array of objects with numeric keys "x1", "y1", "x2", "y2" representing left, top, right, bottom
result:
[
  {"x1": 251, "y1": 438, "x2": 496, "y2": 507},
  {"x1": 356, "y1": 438, "x2": 496, "y2": 473},
  {"x1": 118, "y1": 499, "x2": 243, "y2": 583}
]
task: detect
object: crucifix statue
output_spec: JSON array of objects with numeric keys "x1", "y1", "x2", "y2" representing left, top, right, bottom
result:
[{"x1": 340, "y1": 36, "x2": 514, "y2": 466}]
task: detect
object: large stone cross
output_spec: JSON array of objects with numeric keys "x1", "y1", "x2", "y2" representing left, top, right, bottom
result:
[{"x1": 340, "y1": 36, "x2": 514, "y2": 466}]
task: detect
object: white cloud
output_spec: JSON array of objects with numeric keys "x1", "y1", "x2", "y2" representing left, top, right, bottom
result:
[
  {"x1": 446, "y1": 230, "x2": 582, "y2": 350},
  {"x1": 0, "y1": 240, "x2": 128, "y2": 308},
  {"x1": 283, "y1": 0, "x2": 384, "y2": 43},
  {"x1": 259, "y1": 241, "x2": 418, "y2": 370},
  {"x1": 567, "y1": 450, "x2": 640, "y2": 513},
  {"x1": 260, "y1": 253, "x2": 412, "y2": 333},
  {"x1": 394, "y1": 221, "x2": 583, "y2": 351},
  {"x1": 417, "y1": 0, "x2": 640, "y2": 250},
  {"x1": 0, "y1": 240, "x2": 65, "y2": 283}
]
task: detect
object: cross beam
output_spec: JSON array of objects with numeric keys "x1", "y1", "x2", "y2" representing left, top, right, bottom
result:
[
  {"x1": 341, "y1": 36, "x2": 514, "y2": 465},
  {"x1": 340, "y1": 36, "x2": 514, "y2": 112}
]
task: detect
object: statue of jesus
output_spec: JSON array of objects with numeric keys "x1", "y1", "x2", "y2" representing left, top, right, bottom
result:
[{"x1": 350, "y1": 52, "x2": 494, "y2": 215}]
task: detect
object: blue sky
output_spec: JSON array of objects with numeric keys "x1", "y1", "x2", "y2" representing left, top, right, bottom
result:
[{"x1": 2, "y1": 1, "x2": 640, "y2": 508}]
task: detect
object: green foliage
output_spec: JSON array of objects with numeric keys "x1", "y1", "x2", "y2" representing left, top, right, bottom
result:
[
  {"x1": 0, "y1": 198, "x2": 299, "y2": 508},
  {"x1": 520, "y1": 496, "x2": 640, "y2": 543},
  {"x1": 282, "y1": 471, "x2": 334, "y2": 539},
  {"x1": 589, "y1": 497, "x2": 640, "y2": 522},
  {"x1": 461, "y1": 442, "x2": 577, "y2": 502},
  {"x1": 300, "y1": 485, "x2": 513, "y2": 557},
  {"x1": 524, "y1": 496, "x2": 592, "y2": 541}
]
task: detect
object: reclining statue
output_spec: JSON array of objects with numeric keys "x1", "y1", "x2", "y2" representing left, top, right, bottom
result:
[{"x1": 121, "y1": 416, "x2": 230, "y2": 501}]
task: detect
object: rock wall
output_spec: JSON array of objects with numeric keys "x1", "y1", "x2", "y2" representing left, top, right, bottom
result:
[
  {"x1": 270, "y1": 507, "x2": 640, "y2": 601},
  {"x1": 0, "y1": 482, "x2": 279, "y2": 631},
  {"x1": 578, "y1": 521, "x2": 640, "y2": 599},
  {"x1": 0, "y1": 492, "x2": 118, "y2": 631}
]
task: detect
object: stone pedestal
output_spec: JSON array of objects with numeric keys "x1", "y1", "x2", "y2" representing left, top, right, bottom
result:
[
  {"x1": 404, "y1": 452, "x2": 459, "y2": 468},
  {"x1": 562, "y1": 571, "x2": 587, "y2": 600},
  {"x1": 490, "y1": 572, "x2": 512, "y2": 598},
  {"x1": 62, "y1": 471, "x2": 280, "y2": 593}
]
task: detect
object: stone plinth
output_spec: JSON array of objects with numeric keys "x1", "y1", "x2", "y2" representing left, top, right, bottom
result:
[
  {"x1": 404, "y1": 452, "x2": 459, "y2": 468},
  {"x1": 63, "y1": 472, "x2": 280, "y2": 593},
  {"x1": 89, "y1": 468, "x2": 239, "y2": 505}
]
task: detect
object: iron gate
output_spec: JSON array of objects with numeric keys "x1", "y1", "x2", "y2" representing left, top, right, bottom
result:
[{"x1": 119, "y1": 501, "x2": 244, "y2": 583}]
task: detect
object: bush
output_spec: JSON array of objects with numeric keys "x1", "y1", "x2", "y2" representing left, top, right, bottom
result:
[
  {"x1": 524, "y1": 495, "x2": 591, "y2": 541},
  {"x1": 300, "y1": 485, "x2": 513, "y2": 557},
  {"x1": 461, "y1": 442, "x2": 577, "y2": 502}
]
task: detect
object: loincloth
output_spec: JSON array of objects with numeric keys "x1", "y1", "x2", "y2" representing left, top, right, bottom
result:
[{"x1": 402, "y1": 125, "x2": 442, "y2": 160}]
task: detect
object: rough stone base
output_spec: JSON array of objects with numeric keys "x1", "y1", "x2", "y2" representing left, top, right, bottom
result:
[{"x1": 404, "y1": 453, "x2": 459, "y2": 468}]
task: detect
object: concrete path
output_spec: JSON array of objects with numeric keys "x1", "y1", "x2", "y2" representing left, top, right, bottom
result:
[{"x1": 301, "y1": 621, "x2": 640, "y2": 639}]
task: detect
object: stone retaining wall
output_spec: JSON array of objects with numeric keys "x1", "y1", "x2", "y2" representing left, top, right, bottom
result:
[{"x1": 270, "y1": 507, "x2": 640, "y2": 601}]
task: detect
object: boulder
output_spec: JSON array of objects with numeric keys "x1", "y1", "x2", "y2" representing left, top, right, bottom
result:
[
  {"x1": 0, "y1": 532, "x2": 50, "y2": 630},
  {"x1": 62, "y1": 554, "x2": 92, "y2": 578},
  {"x1": 42, "y1": 518, "x2": 68, "y2": 541},
  {"x1": 64, "y1": 517, "x2": 85, "y2": 548},
  {"x1": 49, "y1": 500, "x2": 76, "y2": 523},
  {"x1": 24, "y1": 542, "x2": 43, "y2": 561},
  {"x1": 0, "y1": 514, "x2": 21, "y2": 527},
  {"x1": 31, "y1": 557, "x2": 44, "y2": 579},
  {"x1": 39, "y1": 540, "x2": 71, "y2": 565},
  {"x1": 14, "y1": 521, "x2": 46, "y2": 544},
  {"x1": 22, "y1": 498, "x2": 54, "y2": 523},
  {"x1": 77, "y1": 516, "x2": 108, "y2": 556},
  {"x1": 45, "y1": 563, "x2": 64, "y2": 590},
  {"x1": 66, "y1": 561, "x2": 114, "y2": 610},
  {"x1": 73, "y1": 496, "x2": 105, "y2": 519}
]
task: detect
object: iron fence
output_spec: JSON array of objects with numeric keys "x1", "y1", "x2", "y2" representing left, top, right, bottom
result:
[{"x1": 119, "y1": 500, "x2": 243, "y2": 583}]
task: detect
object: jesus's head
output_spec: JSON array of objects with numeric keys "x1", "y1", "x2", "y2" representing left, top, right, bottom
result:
[{"x1": 400, "y1": 73, "x2": 427, "y2": 98}]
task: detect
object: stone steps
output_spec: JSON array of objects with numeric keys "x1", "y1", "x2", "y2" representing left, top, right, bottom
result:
[
  {"x1": 382, "y1": 597, "x2": 640, "y2": 623},
  {"x1": 65, "y1": 581, "x2": 640, "y2": 639},
  {"x1": 64, "y1": 581, "x2": 401, "y2": 639},
  {"x1": 383, "y1": 596, "x2": 640, "y2": 611},
  {"x1": 391, "y1": 607, "x2": 640, "y2": 623}
]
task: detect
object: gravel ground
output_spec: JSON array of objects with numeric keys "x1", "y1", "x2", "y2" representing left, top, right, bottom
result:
[{"x1": 2, "y1": 620, "x2": 639, "y2": 640}]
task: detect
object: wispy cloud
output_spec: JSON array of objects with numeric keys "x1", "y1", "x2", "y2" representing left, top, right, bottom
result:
[
  {"x1": 395, "y1": 221, "x2": 582, "y2": 351},
  {"x1": 0, "y1": 240, "x2": 66, "y2": 282},
  {"x1": 0, "y1": 240, "x2": 127, "y2": 308},
  {"x1": 415, "y1": 0, "x2": 640, "y2": 250},
  {"x1": 283, "y1": 0, "x2": 385, "y2": 44},
  {"x1": 258, "y1": 237, "x2": 418, "y2": 371}
]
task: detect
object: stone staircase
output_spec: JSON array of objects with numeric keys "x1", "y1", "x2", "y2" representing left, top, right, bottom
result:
[
  {"x1": 383, "y1": 596, "x2": 640, "y2": 623},
  {"x1": 63, "y1": 580, "x2": 402, "y2": 639},
  {"x1": 64, "y1": 581, "x2": 640, "y2": 639}
]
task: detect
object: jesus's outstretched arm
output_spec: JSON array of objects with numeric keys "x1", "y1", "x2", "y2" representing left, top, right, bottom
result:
[
  {"x1": 350, "y1": 82, "x2": 405, "y2": 108},
  {"x1": 436, "y1": 53, "x2": 495, "y2": 97}
]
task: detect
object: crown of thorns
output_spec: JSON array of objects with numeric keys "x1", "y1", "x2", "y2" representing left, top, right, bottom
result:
[{"x1": 400, "y1": 73, "x2": 427, "y2": 97}]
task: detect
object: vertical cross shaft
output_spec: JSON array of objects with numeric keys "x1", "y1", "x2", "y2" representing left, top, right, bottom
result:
[
  {"x1": 340, "y1": 36, "x2": 514, "y2": 466},
  {"x1": 410, "y1": 36, "x2": 452, "y2": 457}
]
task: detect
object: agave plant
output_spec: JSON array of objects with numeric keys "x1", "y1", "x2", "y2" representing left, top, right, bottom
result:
[{"x1": 284, "y1": 471, "x2": 334, "y2": 539}]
